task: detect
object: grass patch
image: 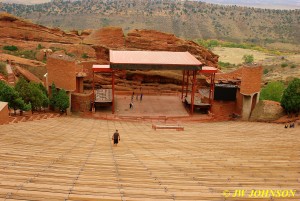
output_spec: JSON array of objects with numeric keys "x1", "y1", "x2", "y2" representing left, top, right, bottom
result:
[
  {"x1": 21, "y1": 65, "x2": 47, "y2": 80},
  {"x1": 281, "y1": 63, "x2": 288, "y2": 68},
  {"x1": 0, "y1": 62, "x2": 8, "y2": 77},
  {"x1": 3, "y1": 45, "x2": 18, "y2": 51},
  {"x1": 290, "y1": 64, "x2": 296, "y2": 68},
  {"x1": 4, "y1": 49, "x2": 37, "y2": 60},
  {"x1": 195, "y1": 39, "x2": 283, "y2": 55},
  {"x1": 218, "y1": 61, "x2": 235, "y2": 68}
]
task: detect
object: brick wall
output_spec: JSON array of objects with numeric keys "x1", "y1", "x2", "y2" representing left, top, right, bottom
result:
[
  {"x1": 0, "y1": 102, "x2": 9, "y2": 125},
  {"x1": 240, "y1": 65, "x2": 263, "y2": 95},
  {"x1": 80, "y1": 61, "x2": 98, "y2": 79},
  {"x1": 211, "y1": 100, "x2": 236, "y2": 119},
  {"x1": 47, "y1": 55, "x2": 76, "y2": 91},
  {"x1": 71, "y1": 92, "x2": 93, "y2": 112}
]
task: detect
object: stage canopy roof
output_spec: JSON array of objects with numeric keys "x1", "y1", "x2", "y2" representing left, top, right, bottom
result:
[{"x1": 109, "y1": 50, "x2": 203, "y2": 70}]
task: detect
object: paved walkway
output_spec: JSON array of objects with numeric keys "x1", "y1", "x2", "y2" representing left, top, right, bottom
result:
[
  {"x1": 5, "y1": 64, "x2": 13, "y2": 74},
  {"x1": 116, "y1": 95, "x2": 188, "y2": 117},
  {"x1": 0, "y1": 118, "x2": 299, "y2": 200}
]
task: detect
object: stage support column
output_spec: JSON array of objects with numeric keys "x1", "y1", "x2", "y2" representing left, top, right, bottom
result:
[
  {"x1": 209, "y1": 73, "x2": 215, "y2": 112},
  {"x1": 190, "y1": 70, "x2": 196, "y2": 115},
  {"x1": 185, "y1": 70, "x2": 190, "y2": 98},
  {"x1": 112, "y1": 70, "x2": 115, "y2": 114},
  {"x1": 181, "y1": 70, "x2": 185, "y2": 100},
  {"x1": 92, "y1": 71, "x2": 95, "y2": 113},
  {"x1": 209, "y1": 74, "x2": 213, "y2": 104}
]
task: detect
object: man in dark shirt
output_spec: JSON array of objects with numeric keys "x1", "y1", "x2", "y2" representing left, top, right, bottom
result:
[{"x1": 112, "y1": 130, "x2": 120, "y2": 145}]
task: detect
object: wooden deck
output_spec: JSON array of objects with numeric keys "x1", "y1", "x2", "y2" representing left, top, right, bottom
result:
[{"x1": 0, "y1": 118, "x2": 299, "y2": 201}]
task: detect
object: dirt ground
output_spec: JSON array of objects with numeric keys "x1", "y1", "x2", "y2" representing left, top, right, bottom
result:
[{"x1": 213, "y1": 47, "x2": 300, "y2": 65}]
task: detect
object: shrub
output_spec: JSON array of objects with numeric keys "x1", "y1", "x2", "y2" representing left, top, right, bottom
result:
[
  {"x1": 82, "y1": 53, "x2": 88, "y2": 59},
  {"x1": 281, "y1": 63, "x2": 288, "y2": 68},
  {"x1": 263, "y1": 69, "x2": 269, "y2": 74},
  {"x1": 242, "y1": 54, "x2": 254, "y2": 64},
  {"x1": 290, "y1": 64, "x2": 296, "y2": 69},
  {"x1": 260, "y1": 81, "x2": 285, "y2": 102},
  {"x1": 37, "y1": 44, "x2": 44, "y2": 50},
  {"x1": 0, "y1": 80, "x2": 31, "y2": 114},
  {"x1": 3, "y1": 45, "x2": 18, "y2": 51},
  {"x1": 0, "y1": 62, "x2": 7, "y2": 77},
  {"x1": 15, "y1": 77, "x2": 49, "y2": 113},
  {"x1": 56, "y1": 89, "x2": 70, "y2": 113},
  {"x1": 280, "y1": 78, "x2": 300, "y2": 115}
]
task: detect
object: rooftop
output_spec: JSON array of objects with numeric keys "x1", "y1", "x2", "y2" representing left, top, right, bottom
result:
[{"x1": 109, "y1": 50, "x2": 203, "y2": 70}]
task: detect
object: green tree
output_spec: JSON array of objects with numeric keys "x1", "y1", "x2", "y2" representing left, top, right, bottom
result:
[
  {"x1": 280, "y1": 78, "x2": 300, "y2": 116},
  {"x1": 15, "y1": 77, "x2": 31, "y2": 103},
  {"x1": 37, "y1": 83, "x2": 49, "y2": 110},
  {"x1": 28, "y1": 83, "x2": 49, "y2": 112},
  {"x1": 15, "y1": 78, "x2": 49, "y2": 113},
  {"x1": 242, "y1": 54, "x2": 254, "y2": 64},
  {"x1": 0, "y1": 81, "x2": 31, "y2": 115},
  {"x1": 56, "y1": 89, "x2": 69, "y2": 114},
  {"x1": 50, "y1": 82, "x2": 58, "y2": 109},
  {"x1": 260, "y1": 81, "x2": 285, "y2": 102}
]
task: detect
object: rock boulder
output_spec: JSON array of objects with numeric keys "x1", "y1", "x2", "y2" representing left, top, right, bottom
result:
[{"x1": 250, "y1": 100, "x2": 285, "y2": 122}]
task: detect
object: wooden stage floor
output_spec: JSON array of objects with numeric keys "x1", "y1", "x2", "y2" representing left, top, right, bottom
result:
[{"x1": 0, "y1": 117, "x2": 299, "y2": 201}]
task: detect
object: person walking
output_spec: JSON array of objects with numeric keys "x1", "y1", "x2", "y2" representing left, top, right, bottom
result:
[
  {"x1": 112, "y1": 130, "x2": 120, "y2": 146},
  {"x1": 129, "y1": 102, "x2": 134, "y2": 109},
  {"x1": 140, "y1": 93, "x2": 143, "y2": 102}
]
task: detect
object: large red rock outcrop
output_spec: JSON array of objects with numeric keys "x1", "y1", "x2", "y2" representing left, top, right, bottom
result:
[
  {"x1": 125, "y1": 29, "x2": 219, "y2": 67},
  {"x1": 0, "y1": 13, "x2": 81, "y2": 44},
  {"x1": 89, "y1": 28, "x2": 219, "y2": 67},
  {"x1": 83, "y1": 27, "x2": 125, "y2": 49},
  {"x1": 14, "y1": 66, "x2": 43, "y2": 83}
]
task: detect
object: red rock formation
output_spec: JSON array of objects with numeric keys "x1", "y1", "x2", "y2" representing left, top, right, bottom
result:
[
  {"x1": 0, "y1": 13, "x2": 81, "y2": 44},
  {"x1": 14, "y1": 66, "x2": 43, "y2": 83},
  {"x1": 250, "y1": 100, "x2": 285, "y2": 122},
  {"x1": 125, "y1": 29, "x2": 219, "y2": 67},
  {"x1": 90, "y1": 28, "x2": 219, "y2": 67},
  {"x1": 83, "y1": 27, "x2": 125, "y2": 49}
]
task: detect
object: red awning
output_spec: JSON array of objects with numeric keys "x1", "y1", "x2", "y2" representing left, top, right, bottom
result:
[
  {"x1": 92, "y1": 65, "x2": 112, "y2": 72},
  {"x1": 199, "y1": 66, "x2": 218, "y2": 74}
]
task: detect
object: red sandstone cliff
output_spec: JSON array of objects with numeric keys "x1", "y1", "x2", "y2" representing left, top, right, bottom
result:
[
  {"x1": 89, "y1": 28, "x2": 219, "y2": 67},
  {"x1": 125, "y1": 29, "x2": 219, "y2": 67},
  {"x1": 0, "y1": 13, "x2": 81, "y2": 44},
  {"x1": 0, "y1": 13, "x2": 220, "y2": 90}
]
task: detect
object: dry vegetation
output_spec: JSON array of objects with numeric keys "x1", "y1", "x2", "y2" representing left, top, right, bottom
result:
[
  {"x1": 214, "y1": 47, "x2": 300, "y2": 83},
  {"x1": 2, "y1": 0, "x2": 299, "y2": 44}
]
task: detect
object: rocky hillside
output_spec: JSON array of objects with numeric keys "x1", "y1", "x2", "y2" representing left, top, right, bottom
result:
[
  {"x1": 0, "y1": 13, "x2": 218, "y2": 90},
  {"x1": 1, "y1": 0, "x2": 299, "y2": 44}
]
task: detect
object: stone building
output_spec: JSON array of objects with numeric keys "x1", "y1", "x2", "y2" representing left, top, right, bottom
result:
[
  {"x1": 45, "y1": 54, "x2": 87, "y2": 114},
  {"x1": 211, "y1": 64, "x2": 263, "y2": 120},
  {"x1": 0, "y1": 102, "x2": 9, "y2": 125}
]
